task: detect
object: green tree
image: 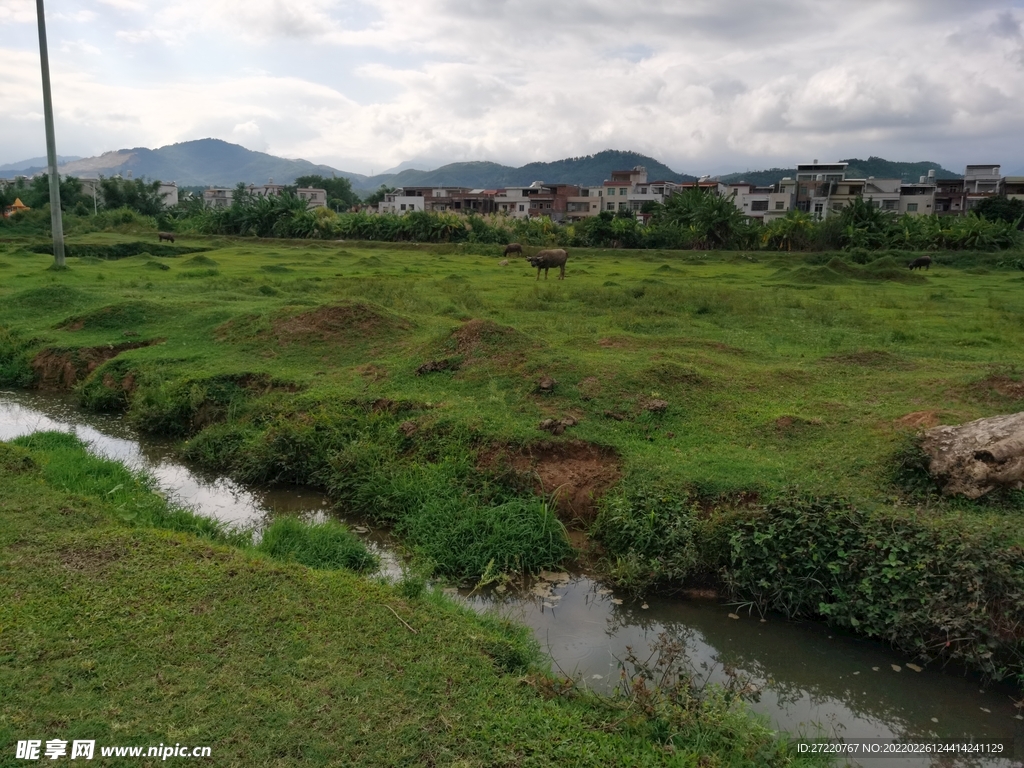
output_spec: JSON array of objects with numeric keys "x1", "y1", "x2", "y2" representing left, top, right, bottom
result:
[
  {"x1": 654, "y1": 186, "x2": 749, "y2": 249},
  {"x1": 294, "y1": 174, "x2": 359, "y2": 211},
  {"x1": 98, "y1": 177, "x2": 165, "y2": 216},
  {"x1": 974, "y1": 196, "x2": 1024, "y2": 230}
]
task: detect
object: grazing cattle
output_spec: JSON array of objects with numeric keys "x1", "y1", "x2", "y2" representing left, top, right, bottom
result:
[
  {"x1": 528, "y1": 249, "x2": 568, "y2": 280},
  {"x1": 908, "y1": 256, "x2": 932, "y2": 271},
  {"x1": 503, "y1": 243, "x2": 523, "y2": 257},
  {"x1": 158, "y1": 232, "x2": 176, "y2": 243}
]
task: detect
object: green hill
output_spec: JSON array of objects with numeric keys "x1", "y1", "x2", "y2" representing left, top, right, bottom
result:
[
  {"x1": 357, "y1": 150, "x2": 695, "y2": 191},
  {"x1": 719, "y1": 157, "x2": 961, "y2": 187}
]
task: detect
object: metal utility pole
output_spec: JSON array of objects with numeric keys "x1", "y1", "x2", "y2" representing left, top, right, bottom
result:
[{"x1": 36, "y1": 0, "x2": 65, "y2": 267}]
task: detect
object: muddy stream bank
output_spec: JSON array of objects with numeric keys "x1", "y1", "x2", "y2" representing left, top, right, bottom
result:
[{"x1": 1, "y1": 389, "x2": 1021, "y2": 767}]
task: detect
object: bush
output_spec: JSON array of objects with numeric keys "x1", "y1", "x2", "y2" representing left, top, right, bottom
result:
[
  {"x1": 593, "y1": 485, "x2": 708, "y2": 591},
  {"x1": 724, "y1": 495, "x2": 1024, "y2": 684},
  {"x1": 0, "y1": 328, "x2": 36, "y2": 387},
  {"x1": 256, "y1": 516, "x2": 378, "y2": 572}
]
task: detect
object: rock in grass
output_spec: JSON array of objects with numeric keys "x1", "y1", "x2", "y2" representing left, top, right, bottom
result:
[{"x1": 921, "y1": 411, "x2": 1024, "y2": 498}]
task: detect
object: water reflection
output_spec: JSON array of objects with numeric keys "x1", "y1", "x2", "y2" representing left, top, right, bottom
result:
[{"x1": 2, "y1": 390, "x2": 1022, "y2": 767}]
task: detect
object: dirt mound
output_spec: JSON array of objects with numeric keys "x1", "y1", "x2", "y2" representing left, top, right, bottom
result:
[
  {"x1": 183, "y1": 255, "x2": 219, "y2": 267},
  {"x1": 31, "y1": 341, "x2": 160, "y2": 390},
  {"x1": 895, "y1": 410, "x2": 943, "y2": 430},
  {"x1": 59, "y1": 301, "x2": 166, "y2": 331},
  {"x1": 10, "y1": 284, "x2": 87, "y2": 311},
  {"x1": 981, "y1": 375, "x2": 1024, "y2": 401},
  {"x1": 638, "y1": 361, "x2": 705, "y2": 388},
  {"x1": 483, "y1": 441, "x2": 621, "y2": 524},
  {"x1": 822, "y1": 350, "x2": 910, "y2": 369},
  {"x1": 220, "y1": 302, "x2": 411, "y2": 347},
  {"x1": 272, "y1": 303, "x2": 410, "y2": 344},
  {"x1": 773, "y1": 415, "x2": 823, "y2": 435},
  {"x1": 450, "y1": 319, "x2": 523, "y2": 355}
]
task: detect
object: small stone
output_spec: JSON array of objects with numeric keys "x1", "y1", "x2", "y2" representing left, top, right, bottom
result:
[
  {"x1": 551, "y1": 424, "x2": 565, "y2": 436},
  {"x1": 891, "y1": 664, "x2": 901, "y2": 672},
  {"x1": 931, "y1": 718, "x2": 938, "y2": 723},
  {"x1": 537, "y1": 376, "x2": 556, "y2": 392},
  {"x1": 728, "y1": 613, "x2": 740, "y2": 620},
  {"x1": 641, "y1": 603, "x2": 649, "y2": 610},
  {"x1": 644, "y1": 398, "x2": 669, "y2": 412},
  {"x1": 539, "y1": 419, "x2": 555, "y2": 430},
  {"x1": 905, "y1": 663, "x2": 923, "y2": 672}
]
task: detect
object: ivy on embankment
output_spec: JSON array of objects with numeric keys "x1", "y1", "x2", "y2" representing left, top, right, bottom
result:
[{"x1": 595, "y1": 483, "x2": 1024, "y2": 686}]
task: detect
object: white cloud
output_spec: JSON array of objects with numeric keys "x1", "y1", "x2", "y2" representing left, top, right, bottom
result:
[
  {"x1": 3, "y1": 0, "x2": 1024, "y2": 175},
  {"x1": 0, "y1": 0, "x2": 34, "y2": 23}
]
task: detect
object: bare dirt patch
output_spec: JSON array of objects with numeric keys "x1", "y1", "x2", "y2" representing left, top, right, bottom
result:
[
  {"x1": 981, "y1": 375, "x2": 1024, "y2": 401},
  {"x1": 481, "y1": 440, "x2": 621, "y2": 525},
  {"x1": 577, "y1": 377, "x2": 602, "y2": 400},
  {"x1": 31, "y1": 341, "x2": 160, "y2": 390},
  {"x1": 822, "y1": 350, "x2": 912, "y2": 369},
  {"x1": 59, "y1": 543, "x2": 125, "y2": 574},
  {"x1": 773, "y1": 415, "x2": 823, "y2": 436},
  {"x1": 895, "y1": 410, "x2": 943, "y2": 430}
]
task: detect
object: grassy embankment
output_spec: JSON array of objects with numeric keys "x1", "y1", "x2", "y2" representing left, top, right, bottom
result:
[
  {"x1": 0, "y1": 435, "x2": 828, "y2": 767},
  {"x1": 1, "y1": 231, "x2": 1023, "y2": 684}
]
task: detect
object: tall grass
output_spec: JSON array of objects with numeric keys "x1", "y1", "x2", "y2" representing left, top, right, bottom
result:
[{"x1": 256, "y1": 516, "x2": 378, "y2": 572}]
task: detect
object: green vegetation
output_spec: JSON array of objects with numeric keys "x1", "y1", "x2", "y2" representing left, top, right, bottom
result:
[
  {"x1": 1, "y1": 229, "x2": 1023, "y2": 687},
  {"x1": 0, "y1": 438, "x2": 829, "y2": 767},
  {"x1": 293, "y1": 173, "x2": 360, "y2": 211}
]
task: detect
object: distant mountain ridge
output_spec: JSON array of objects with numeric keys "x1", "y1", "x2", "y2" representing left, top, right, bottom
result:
[
  {"x1": 0, "y1": 155, "x2": 81, "y2": 173},
  {"x1": 2, "y1": 140, "x2": 967, "y2": 195},
  {"x1": 1, "y1": 141, "x2": 696, "y2": 190}
]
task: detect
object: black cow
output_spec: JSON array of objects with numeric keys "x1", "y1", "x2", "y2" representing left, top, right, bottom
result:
[
  {"x1": 908, "y1": 256, "x2": 932, "y2": 271},
  {"x1": 527, "y1": 249, "x2": 568, "y2": 280}
]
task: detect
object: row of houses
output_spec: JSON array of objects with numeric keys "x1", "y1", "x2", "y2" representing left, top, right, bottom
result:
[{"x1": 374, "y1": 162, "x2": 1024, "y2": 224}]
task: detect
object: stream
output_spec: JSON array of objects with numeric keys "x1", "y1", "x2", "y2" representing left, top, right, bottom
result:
[{"x1": 1, "y1": 389, "x2": 1021, "y2": 767}]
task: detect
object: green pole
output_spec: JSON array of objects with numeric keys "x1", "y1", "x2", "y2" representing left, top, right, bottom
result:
[{"x1": 36, "y1": 0, "x2": 65, "y2": 267}]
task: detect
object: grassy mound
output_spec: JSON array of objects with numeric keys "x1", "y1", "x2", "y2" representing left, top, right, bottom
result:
[{"x1": 58, "y1": 300, "x2": 168, "y2": 331}]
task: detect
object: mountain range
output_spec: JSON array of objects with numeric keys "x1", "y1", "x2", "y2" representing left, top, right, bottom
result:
[{"x1": 0, "y1": 138, "x2": 966, "y2": 193}]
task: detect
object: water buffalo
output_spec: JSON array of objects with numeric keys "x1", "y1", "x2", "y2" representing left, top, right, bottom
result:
[
  {"x1": 158, "y1": 232, "x2": 176, "y2": 243},
  {"x1": 908, "y1": 256, "x2": 932, "y2": 271},
  {"x1": 503, "y1": 243, "x2": 523, "y2": 257},
  {"x1": 528, "y1": 249, "x2": 568, "y2": 280}
]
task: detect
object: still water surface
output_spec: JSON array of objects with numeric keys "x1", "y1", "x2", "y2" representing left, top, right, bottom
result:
[{"x1": 2, "y1": 389, "x2": 1021, "y2": 767}]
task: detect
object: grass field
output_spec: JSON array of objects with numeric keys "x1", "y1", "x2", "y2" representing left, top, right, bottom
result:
[
  {"x1": 2, "y1": 232, "x2": 1023, "y2": 682},
  {"x1": 3, "y1": 234, "x2": 1023, "y2": 500}
]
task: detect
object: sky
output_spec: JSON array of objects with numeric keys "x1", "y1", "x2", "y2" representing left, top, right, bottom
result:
[{"x1": 2, "y1": 0, "x2": 1024, "y2": 176}]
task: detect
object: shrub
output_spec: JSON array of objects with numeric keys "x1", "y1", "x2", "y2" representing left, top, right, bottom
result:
[
  {"x1": 256, "y1": 516, "x2": 378, "y2": 572},
  {"x1": 723, "y1": 495, "x2": 1024, "y2": 684}
]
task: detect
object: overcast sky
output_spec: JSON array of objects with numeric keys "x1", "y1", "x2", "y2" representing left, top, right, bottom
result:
[{"x1": 2, "y1": 0, "x2": 1023, "y2": 175}]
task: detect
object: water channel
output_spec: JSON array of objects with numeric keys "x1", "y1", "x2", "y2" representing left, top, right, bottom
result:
[{"x1": 2, "y1": 389, "x2": 1021, "y2": 767}]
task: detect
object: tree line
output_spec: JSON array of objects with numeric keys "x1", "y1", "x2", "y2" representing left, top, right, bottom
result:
[{"x1": 4, "y1": 173, "x2": 1022, "y2": 252}]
